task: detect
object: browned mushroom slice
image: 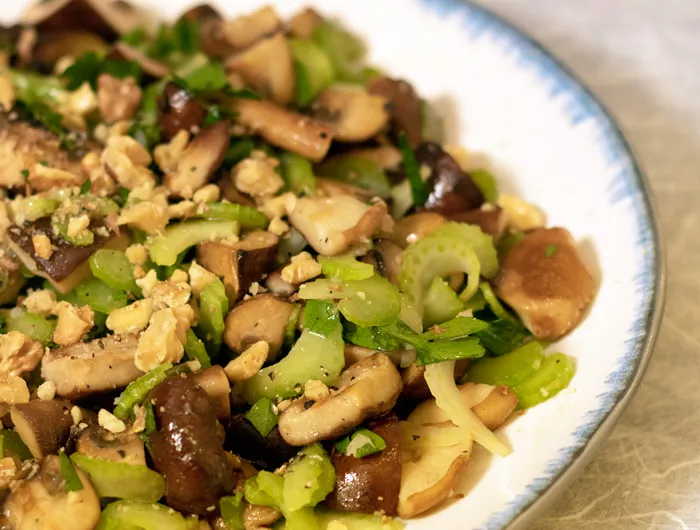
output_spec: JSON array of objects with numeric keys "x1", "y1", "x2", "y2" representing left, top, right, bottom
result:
[
  {"x1": 0, "y1": 117, "x2": 89, "y2": 190},
  {"x1": 344, "y1": 146, "x2": 403, "y2": 170},
  {"x1": 400, "y1": 360, "x2": 469, "y2": 401},
  {"x1": 178, "y1": 3, "x2": 221, "y2": 24},
  {"x1": 494, "y1": 227, "x2": 595, "y2": 340},
  {"x1": 76, "y1": 424, "x2": 147, "y2": 466},
  {"x1": 368, "y1": 77, "x2": 423, "y2": 148},
  {"x1": 313, "y1": 85, "x2": 390, "y2": 143},
  {"x1": 107, "y1": 42, "x2": 170, "y2": 79},
  {"x1": 177, "y1": 5, "x2": 234, "y2": 58},
  {"x1": 216, "y1": 174, "x2": 256, "y2": 207},
  {"x1": 164, "y1": 122, "x2": 230, "y2": 199},
  {"x1": 315, "y1": 178, "x2": 378, "y2": 202},
  {"x1": 326, "y1": 413, "x2": 402, "y2": 516},
  {"x1": 10, "y1": 399, "x2": 73, "y2": 458},
  {"x1": 449, "y1": 206, "x2": 508, "y2": 241},
  {"x1": 416, "y1": 142, "x2": 485, "y2": 215},
  {"x1": 234, "y1": 99, "x2": 333, "y2": 161},
  {"x1": 226, "y1": 32, "x2": 294, "y2": 106},
  {"x1": 222, "y1": 6, "x2": 282, "y2": 51},
  {"x1": 223, "y1": 294, "x2": 294, "y2": 362},
  {"x1": 33, "y1": 30, "x2": 107, "y2": 69},
  {"x1": 192, "y1": 366, "x2": 231, "y2": 421},
  {"x1": 389, "y1": 212, "x2": 447, "y2": 249},
  {"x1": 8, "y1": 219, "x2": 129, "y2": 293},
  {"x1": 288, "y1": 8, "x2": 322, "y2": 39},
  {"x1": 157, "y1": 81, "x2": 206, "y2": 141},
  {"x1": 361, "y1": 239, "x2": 403, "y2": 286},
  {"x1": 23, "y1": 0, "x2": 140, "y2": 41},
  {"x1": 41, "y1": 334, "x2": 143, "y2": 399},
  {"x1": 196, "y1": 230, "x2": 278, "y2": 302}
]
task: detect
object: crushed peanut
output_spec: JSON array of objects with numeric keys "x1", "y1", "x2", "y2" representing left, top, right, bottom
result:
[
  {"x1": 192, "y1": 184, "x2": 220, "y2": 204},
  {"x1": 97, "y1": 73, "x2": 142, "y2": 123},
  {"x1": 259, "y1": 192, "x2": 297, "y2": 220},
  {"x1": 280, "y1": 251, "x2": 322, "y2": 284},
  {"x1": 224, "y1": 341, "x2": 269, "y2": 382},
  {"x1": 28, "y1": 164, "x2": 83, "y2": 192},
  {"x1": 135, "y1": 269, "x2": 159, "y2": 297},
  {"x1": 0, "y1": 330, "x2": 43, "y2": 377},
  {"x1": 98, "y1": 408, "x2": 127, "y2": 434},
  {"x1": 71, "y1": 405, "x2": 83, "y2": 425},
  {"x1": 32, "y1": 233, "x2": 53, "y2": 260},
  {"x1": 53, "y1": 302, "x2": 94, "y2": 347},
  {"x1": 36, "y1": 381, "x2": 57, "y2": 400},
  {"x1": 66, "y1": 214, "x2": 91, "y2": 238},
  {"x1": 0, "y1": 74, "x2": 15, "y2": 111},
  {"x1": 106, "y1": 299, "x2": 154, "y2": 335},
  {"x1": 125, "y1": 244, "x2": 148, "y2": 266},
  {"x1": 22, "y1": 289, "x2": 57, "y2": 316},
  {"x1": 131, "y1": 405, "x2": 147, "y2": 433},
  {"x1": 0, "y1": 457, "x2": 16, "y2": 486},
  {"x1": 167, "y1": 200, "x2": 196, "y2": 219},
  {"x1": 102, "y1": 135, "x2": 155, "y2": 189},
  {"x1": 304, "y1": 380, "x2": 330, "y2": 401},
  {"x1": 154, "y1": 130, "x2": 190, "y2": 173},
  {"x1": 498, "y1": 194, "x2": 546, "y2": 231},
  {"x1": 134, "y1": 308, "x2": 185, "y2": 372},
  {"x1": 268, "y1": 216, "x2": 289, "y2": 236},
  {"x1": 117, "y1": 200, "x2": 168, "y2": 234},
  {"x1": 231, "y1": 156, "x2": 284, "y2": 198},
  {"x1": 0, "y1": 375, "x2": 29, "y2": 405},
  {"x1": 150, "y1": 277, "x2": 192, "y2": 310}
]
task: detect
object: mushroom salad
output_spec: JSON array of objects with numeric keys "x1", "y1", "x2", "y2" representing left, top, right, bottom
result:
[{"x1": 0, "y1": 1, "x2": 597, "y2": 529}]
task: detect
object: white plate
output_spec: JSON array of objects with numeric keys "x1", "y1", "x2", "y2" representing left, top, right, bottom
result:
[{"x1": 0, "y1": 1, "x2": 665, "y2": 528}]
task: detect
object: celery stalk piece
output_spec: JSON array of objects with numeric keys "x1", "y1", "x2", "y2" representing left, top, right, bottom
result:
[
  {"x1": 311, "y1": 21, "x2": 366, "y2": 83},
  {"x1": 244, "y1": 470, "x2": 284, "y2": 507},
  {"x1": 512, "y1": 353, "x2": 575, "y2": 409},
  {"x1": 2, "y1": 309, "x2": 55, "y2": 346},
  {"x1": 183, "y1": 329, "x2": 211, "y2": 368},
  {"x1": 479, "y1": 282, "x2": 511, "y2": 320},
  {"x1": 423, "y1": 277, "x2": 464, "y2": 327},
  {"x1": 315, "y1": 156, "x2": 391, "y2": 198},
  {"x1": 282, "y1": 444, "x2": 335, "y2": 511},
  {"x1": 147, "y1": 220, "x2": 239, "y2": 266},
  {"x1": 89, "y1": 250, "x2": 140, "y2": 294},
  {"x1": 242, "y1": 321, "x2": 344, "y2": 403},
  {"x1": 289, "y1": 39, "x2": 335, "y2": 107},
  {"x1": 466, "y1": 341, "x2": 545, "y2": 387},
  {"x1": 76, "y1": 278, "x2": 128, "y2": 314},
  {"x1": 195, "y1": 202, "x2": 268, "y2": 230},
  {"x1": 318, "y1": 254, "x2": 374, "y2": 281},
  {"x1": 280, "y1": 152, "x2": 317, "y2": 196},
  {"x1": 71, "y1": 454, "x2": 165, "y2": 502},
  {"x1": 113, "y1": 363, "x2": 174, "y2": 420},
  {"x1": 95, "y1": 501, "x2": 197, "y2": 530},
  {"x1": 197, "y1": 279, "x2": 228, "y2": 358},
  {"x1": 12, "y1": 197, "x2": 60, "y2": 222},
  {"x1": 219, "y1": 493, "x2": 245, "y2": 530},
  {"x1": 469, "y1": 169, "x2": 499, "y2": 204}
]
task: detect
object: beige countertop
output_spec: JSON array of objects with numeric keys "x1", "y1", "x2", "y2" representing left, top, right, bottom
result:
[{"x1": 475, "y1": 0, "x2": 697, "y2": 528}]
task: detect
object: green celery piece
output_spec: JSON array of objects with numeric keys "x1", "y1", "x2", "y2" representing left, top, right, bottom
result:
[
  {"x1": 244, "y1": 470, "x2": 284, "y2": 507},
  {"x1": 59, "y1": 450, "x2": 84, "y2": 492},
  {"x1": 284, "y1": 508, "x2": 320, "y2": 530},
  {"x1": 244, "y1": 397, "x2": 278, "y2": 438},
  {"x1": 195, "y1": 202, "x2": 268, "y2": 229},
  {"x1": 497, "y1": 231, "x2": 525, "y2": 257},
  {"x1": 95, "y1": 501, "x2": 196, "y2": 530},
  {"x1": 280, "y1": 152, "x2": 317, "y2": 196},
  {"x1": 224, "y1": 139, "x2": 255, "y2": 168},
  {"x1": 113, "y1": 363, "x2": 173, "y2": 420},
  {"x1": 318, "y1": 254, "x2": 373, "y2": 281},
  {"x1": 0, "y1": 429, "x2": 32, "y2": 460},
  {"x1": 12, "y1": 197, "x2": 60, "y2": 222},
  {"x1": 289, "y1": 39, "x2": 335, "y2": 107},
  {"x1": 147, "y1": 220, "x2": 239, "y2": 266},
  {"x1": 512, "y1": 353, "x2": 575, "y2": 409},
  {"x1": 76, "y1": 278, "x2": 128, "y2": 314},
  {"x1": 197, "y1": 279, "x2": 228, "y2": 358},
  {"x1": 242, "y1": 320, "x2": 344, "y2": 403},
  {"x1": 311, "y1": 20, "x2": 365, "y2": 83},
  {"x1": 422, "y1": 277, "x2": 463, "y2": 327},
  {"x1": 283, "y1": 303, "x2": 301, "y2": 349},
  {"x1": 9, "y1": 69, "x2": 64, "y2": 103},
  {"x1": 479, "y1": 282, "x2": 511, "y2": 320},
  {"x1": 315, "y1": 509, "x2": 404, "y2": 530},
  {"x1": 3, "y1": 309, "x2": 55, "y2": 346},
  {"x1": 219, "y1": 493, "x2": 245, "y2": 530},
  {"x1": 89, "y1": 250, "x2": 140, "y2": 294},
  {"x1": 283, "y1": 444, "x2": 335, "y2": 511},
  {"x1": 433, "y1": 223, "x2": 499, "y2": 280},
  {"x1": 51, "y1": 215, "x2": 94, "y2": 246},
  {"x1": 316, "y1": 155, "x2": 391, "y2": 198},
  {"x1": 71, "y1": 454, "x2": 165, "y2": 502},
  {"x1": 421, "y1": 316, "x2": 488, "y2": 341},
  {"x1": 335, "y1": 428, "x2": 386, "y2": 458},
  {"x1": 469, "y1": 169, "x2": 498, "y2": 204},
  {"x1": 467, "y1": 341, "x2": 545, "y2": 387},
  {"x1": 183, "y1": 329, "x2": 211, "y2": 368}
]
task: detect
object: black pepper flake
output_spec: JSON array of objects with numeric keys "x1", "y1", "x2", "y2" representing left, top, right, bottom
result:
[{"x1": 303, "y1": 400, "x2": 314, "y2": 410}]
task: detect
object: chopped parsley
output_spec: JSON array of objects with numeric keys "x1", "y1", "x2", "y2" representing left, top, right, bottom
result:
[{"x1": 545, "y1": 244, "x2": 558, "y2": 258}]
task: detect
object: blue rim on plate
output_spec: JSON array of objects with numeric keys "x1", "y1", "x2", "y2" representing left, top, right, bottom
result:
[{"x1": 416, "y1": 0, "x2": 666, "y2": 528}]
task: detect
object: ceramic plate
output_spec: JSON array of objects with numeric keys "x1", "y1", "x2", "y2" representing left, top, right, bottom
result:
[{"x1": 0, "y1": 0, "x2": 665, "y2": 528}]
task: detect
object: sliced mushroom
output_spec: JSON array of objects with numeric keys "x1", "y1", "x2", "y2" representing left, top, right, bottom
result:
[
  {"x1": 23, "y1": 0, "x2": 140, "y2": 40},
  {"x1": 494, "y1": 227, "x2": 595, "y2": 340},
  {"x1": 76, "y1": 424, "x2": 147, "y2": 466},
  {"x1": 389, "y1": 212, "x2": 447, "y2": 249},
  {"x1": 216, "y1": 174, "x2": 256, "y2": 207},
  {"x1": 157, "y1": 81, "x2": 206, "y2": 141},
  {"x1": 326, "y1": 413, "x2": 402, "y2": 516},
  {"x1": 400, "y1": 360, "x2": 469, "y2": 401},
  {"x1": 108, "y1": 42, "x2": 170, "y2": 79},
  {"x1": 288, "y1": 8, "x2": 322, "y2": 39},
  {"x1": 10, "y1": 399, "x2": 73, "y2": 458},
  {"x1": 222, "y1": 6, "x2": 282, "y2": 51},
  {"x1": 315, "y1": 178, "x2": 380, "y2": 201},
  {"x1": 149, "y1": 376, "x2": 236, "y2": 515},
  {"x1": 416, "y1": 142, "x2": 485, "y2": 215},
  {"x1": 290, "y1": 196, "x2": 392, "y2": 256},
  {"x1": 225, "y1": 415, "x2": 299, "y2": 471},
  {"x1": 361, "y1": 239, "x2": 403, "y2": 286},
  {"x1": 192, "y1": 366, "x2": 231, "y2": 421},
  {"x1": 234, "y1": 99, "x2": 333, "y2": 161},
  {"x1": 368, "y1": 77, "x2": 423, "y2": 148},
  {"x1": 278, "y1": 354, "x2": 403, "y2": 446},
  {"x1": 164, "y1": 122, "x2": 230, "y2": 199},
  {"x1": 33, "y1": 30, "x2": 107, "y2": 69},
  {"x1": 450, "y1": 206, "x2": 508, "y2": 241},
  {"x1": 313, "y1": 85, "x2": 390, "y2": 143},
  {"x1": 0, "y1": 117, "x2": 89, "y2": 190},
  {"x1": 196, "y1": 230, "x2": 278, "y2": 303},
  {"x1": 264, "y1": 269, "x2": 298, "y2": 297},
  {"x1": 41, "y1": 334, "x2": 143, "y2": 399},
  {"x1": 344, "y1": 146, "x2": 403, "y2": 171},
  {"x1": 226, "y1": 32, "x2": 294, "y2": 106},
  {"x1": 343, "y1": 344, "x2": 415, "y2": 368},
  {"x1": 243, "y1": 503, "x2": 282, "y2": 529},
  {"x1": 178, "y1": 3, "x2": 220, "y2": 24},
  {"x1": 223, "y1": 294, "x2": 294, "y2": 362},
  {"x1": 8, "y1": 219, "x2": 129, "y2": 293},
  {"x1": 0, "y1": 268, "x2": 26, "y2": 306},
  {"x1": 4, "y1": 455, "x2": 100, "y2": 530}
]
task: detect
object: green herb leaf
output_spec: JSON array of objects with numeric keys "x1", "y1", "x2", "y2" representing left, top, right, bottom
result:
[
  {"x1": 20, "y1": 169, "x2": 29, "y2": 180},
  {"x1": 220, "y1": 492, "x2": 245, "y2": 530},
  {"x1": 398, "y1": 131, "x2": 428, "y2": 205},
  {"x1": 545, "y1": 244, "x2": 558, "y2": 258},
  {"x1": 61, "y1": 52, "x2": 141, "y2": 90},
  {"x1": 183, "y1": 62, "x2": 229, "y2": 92},
  {"x1": 421, "y1": 316, "x2": 489, "y2": 341},
  {"x1": 0, "y1": 429, "x2": 32, "y2": 460},
  {"x1": 184, "y1": 329, "x2": 212, "y2": 368},
  {"x1": 475, "y1": 318, "x2": 532, "y2": 356},
  {"x1": 335, "y1": 428, "x2": 386, "y2": 458},
  {"x1": 114, "y1": 187, "x2": 130, "y2": 207},
  {"x1": 0, "y1": 433, "x2": 4, "y2": 460},
  {"x1": 302, "y1": 300, "x2": 339, "y2": 338},
  {"x1": 343, "y1": 322, "x2": 404, "y2": 351},
  {"x1": 79, "y1": 179, "x2": 92, "y2": 195},
  {"x1": 245, "y1": 398, "x2": 278, "y2": 438},
  {"x1": 59, "y1": 450, "x2": 84, "y2": 492},
  {"x1": 120, "y1": 27, "x2": 148, "y2": 48},
  {"x1": 414, "y1": 337, "x2": 484, "y2": 365}
]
